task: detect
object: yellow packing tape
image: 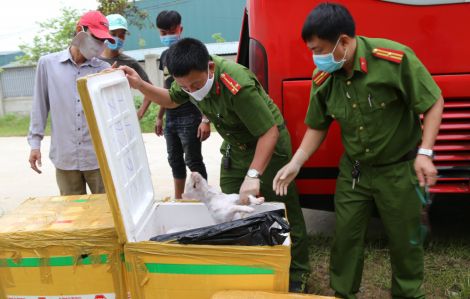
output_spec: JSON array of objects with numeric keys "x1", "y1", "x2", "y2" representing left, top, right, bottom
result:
[
  {"x1": 125, "y1": 241, "x2": 291, "y2": 299},
  {"x1": 0, "y1": 195, "x2": 127, "y2": 299},
  {"x1": 211, "y1": 290, "x2": 337, "y2": 298}
]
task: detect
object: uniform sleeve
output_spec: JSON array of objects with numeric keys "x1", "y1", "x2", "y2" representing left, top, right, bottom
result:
[
  {"x1": 397, "y1": 47, "x2": 441, "y2": 115},
  {"x1": 133, "y1": 62, "x2": 149, "y2": 82},
  {"x1": 232, "y1": 82, "x2": 276, "y2": 137},
  {"x1": 27, "y1": 57, "x2": 50, "y2": 150},
  {"x1": 168, "y1": 79, "x2": 190, "y2": 104},
  {"x1": 304, "y1": 81, "x2": 333, "y2": 130}
]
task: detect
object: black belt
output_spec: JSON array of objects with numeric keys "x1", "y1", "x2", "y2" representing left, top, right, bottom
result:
[
  {"x1": 234, "y1": 120, "x2": 287, "y2": 150},
  {"x1": 371, "y1": 144, "x2": 419, "y2": 166}
]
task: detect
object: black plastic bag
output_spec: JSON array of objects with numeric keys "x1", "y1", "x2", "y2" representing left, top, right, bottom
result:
[{"x1": 150, "y1": 209, "x2": 291, "y2": 246}]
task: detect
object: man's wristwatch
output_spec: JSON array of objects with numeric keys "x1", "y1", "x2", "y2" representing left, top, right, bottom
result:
[
  {"x1": 202, "y1": 119, "x2": 210, "y2": 124},
  {"x1": 418, "y1": 148, "x2": 435, "y2": 160},
  {"x1": 247, "y1": 169, "x2": 261, "y2": 179}
]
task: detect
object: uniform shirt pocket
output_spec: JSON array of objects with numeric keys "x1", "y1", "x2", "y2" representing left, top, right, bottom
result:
[
  {"x1": 325, "y1": 105, "x2": 347, "y2": 124},
  {"x1": 368, "y1": 90, "x2": 400, "y2": 128}
]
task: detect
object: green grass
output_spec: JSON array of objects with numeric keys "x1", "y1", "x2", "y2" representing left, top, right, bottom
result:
[
  {"x1": 306, "y1": 234, "x2": 470, "y2": 298},
  {"x1": 134, "y1": 96, "x2": 162, "y2": 133},
  {"x1": 135, "y1": 96, "x2": 216, "y2": 133},
  {"x1": 0, "y1": 96, "x2": 215, "y2": 137},
  {"x1": 0, "y1": 113, "x2": 51, "y2": 137}
]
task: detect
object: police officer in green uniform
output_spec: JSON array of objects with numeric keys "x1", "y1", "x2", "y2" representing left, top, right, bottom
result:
[
  {"x1": 273, "y1": 3, "x2": 444, "y2": 299},
  {"x1": 119, "y1": 38, "x2": 311, "y2": 293}
]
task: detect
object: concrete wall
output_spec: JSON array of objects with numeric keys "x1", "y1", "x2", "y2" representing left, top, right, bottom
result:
[
  {"x1": 0, "y1": 54, "x2": 237, "y2": 116},
  {"x1": 3, "y1": 96, "x2": 33, "y2": 116}
]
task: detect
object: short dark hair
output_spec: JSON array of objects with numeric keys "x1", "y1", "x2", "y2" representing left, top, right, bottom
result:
[
  {"x1": 156, "y1": 10, "x2": 181, "y2": 30},
  {"x1": 74, "y1": 25, "x2": 88, "y2": 37},
  {"x1": 301, "y1": 2, "x2": 355, "y2": 44},
  {"x1": 166, "y1": 38, "x2": 210, "y2": 78}
]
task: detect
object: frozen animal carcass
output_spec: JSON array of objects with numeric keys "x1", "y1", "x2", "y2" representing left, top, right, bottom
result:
[{"x1": 77, "y1": 70, "x2": 292, "y2": 299}]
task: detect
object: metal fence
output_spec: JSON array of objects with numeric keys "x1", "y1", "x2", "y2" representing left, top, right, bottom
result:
[{"x1": 0, "y1": 66, "x2": 36, "y2": 98}]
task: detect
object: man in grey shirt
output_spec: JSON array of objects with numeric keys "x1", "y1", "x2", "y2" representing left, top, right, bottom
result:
[{"x1": 28, "y1": 11, "x2": 115, "y2": 195}]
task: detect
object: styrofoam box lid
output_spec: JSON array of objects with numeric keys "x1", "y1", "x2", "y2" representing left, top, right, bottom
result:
[{"x1": 86, "y1": 70, "x2": 154, "y2": 242}]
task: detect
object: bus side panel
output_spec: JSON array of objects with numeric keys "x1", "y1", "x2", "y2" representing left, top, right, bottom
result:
[{"x1": 283, "y1": 80, "x2": 343, "y2": 197}]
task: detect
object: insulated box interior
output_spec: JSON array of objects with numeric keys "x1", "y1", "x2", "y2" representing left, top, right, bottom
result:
[
  {"x1": 77, "y1": 70, "x2": 292, "y2": 299},
  {"x1": 0, "y1": 194, "x2": 127, "y2": 299}
]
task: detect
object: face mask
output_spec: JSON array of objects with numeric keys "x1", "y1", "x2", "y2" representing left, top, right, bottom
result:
[
  {"x1": 312, "y1": 37, "x2": 348, "y2": 73},
  {"x1": 71, "y1": 30, "x2": 107, "y2": 60},
  {"x1": 107, "y1": 37, "x2": 124, "y2": 51},
  {"x1": 161, "y1": 34, "x2": 180, "y2": 47},
  {"x1": 182, "y1": 64, "x2": 214, "y2": 101}
]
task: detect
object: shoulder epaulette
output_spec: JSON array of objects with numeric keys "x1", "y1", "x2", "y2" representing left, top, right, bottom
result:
[
  {"x1": 372, "y1": 47, "x2": 404, "y2": 63},
  {"x1": 220, "y1": 73, "x2": 241, "y2": 95},
  {"x1": 312, "y1": 71, "x2": 330, "y2": 86}
]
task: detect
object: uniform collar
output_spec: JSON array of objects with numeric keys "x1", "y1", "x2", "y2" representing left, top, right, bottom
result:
[
  {"x1": 59, "y1": 47, "x2": 101, "y2": 67},
  {"x1": 353, "y1": 36, "x2": 368, "y2": 74},
  {"x1": 332, "y1": 36, "x2": 367, "y2": 78},
  {"x1": 206, "y1": 55, "x2": 221, "y2": 98}
]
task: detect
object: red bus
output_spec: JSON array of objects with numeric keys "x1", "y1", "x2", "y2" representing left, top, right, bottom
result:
[{"x1": 237, "y1": 0, "x2": 470, "y2": 211}]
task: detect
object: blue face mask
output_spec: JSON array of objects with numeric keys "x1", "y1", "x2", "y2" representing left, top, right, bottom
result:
[
  {"x1": 107, "y1": 37, "x2": 124, "y2": 51},
  {"x1": 161, "y1": 34, "x2": 180, "y2": 47},
  {"x1": 312, "y1": 37, "x2": 348, "y2": 73}
]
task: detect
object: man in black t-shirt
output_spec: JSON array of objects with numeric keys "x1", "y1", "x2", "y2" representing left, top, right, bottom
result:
[{"x1": 138, "y1": 10, "x2": 209, "y2": 199}]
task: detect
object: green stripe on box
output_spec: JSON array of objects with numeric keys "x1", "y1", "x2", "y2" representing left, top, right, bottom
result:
[
  {"x1": 145, "y1": 263, "x2": 274, "y2": 275},
  {"x1": 48, "y1": 198, "x2": 99, "y2": 203},
  {"x1": 4, "y1": 254, "x2": 107, "y2": 267}
]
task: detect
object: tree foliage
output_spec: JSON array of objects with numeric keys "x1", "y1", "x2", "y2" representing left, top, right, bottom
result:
[
  {"x1": 212, "y1": 33, "x2": 226, "y2": 43},
  {"x1": 16, "y1": 6, "x2": 84, "y2": 65},
  {"x1": 138, "y1": 33, "x2": 146, "y2": 49},
  {"x1": 16, "y1": 1, "x2": 154, "y2": 64},
  {"x1": 96, "y1": 0, "x2": 154, "y2": 30}
]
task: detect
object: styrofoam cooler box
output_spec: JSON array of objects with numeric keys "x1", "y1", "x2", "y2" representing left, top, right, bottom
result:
[
  {"x1": 77, "y1": 71, "x2": 291, "y2": 299},
  {"x1": 0, "y1": 194, "x2": 128, "y2": 299}
]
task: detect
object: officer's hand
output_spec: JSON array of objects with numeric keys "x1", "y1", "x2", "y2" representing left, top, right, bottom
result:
[
  {"x1": 154, "y1": 118, "x2": 164, "y2": 137},
  {"x1": 198, "y1": 122, "x2": 211, "y2": 142},
  {"x1": 29, "y1": 149, "x2": 42, "y2": 174},
  {"x1": 414, "y1": 155, "x2": 438, "y2": 187},
  {"x1": 273, "y1": 162, "x2": 300, "y2": 196},
  {"x1": 239, "y1": 177, "x2": 260, "y2": 205},
  {"x1": 118, "y1": 65, "x2": 143, "y2": 89}
]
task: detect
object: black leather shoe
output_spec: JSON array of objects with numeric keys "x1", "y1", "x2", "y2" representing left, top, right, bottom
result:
[{"x1": 289, "y1": 281, "x2": 308, "y2": 293}]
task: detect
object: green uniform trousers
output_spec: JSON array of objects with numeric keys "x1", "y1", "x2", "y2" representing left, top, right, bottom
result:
[
  {"x1": 220, "y1": 128, "x2": 311, "y2": 282},
  {"x1": 330, "y1": 153, "x2": 425, "y2": 299}
]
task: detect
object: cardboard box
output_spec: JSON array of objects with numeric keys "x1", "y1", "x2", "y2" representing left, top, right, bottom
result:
[
  {"x1": 0, "y1": 195, "x2": 127, "y2": 299},
  {"x1": 78, "y1": 70, "x2": 292, "y2": 299}
]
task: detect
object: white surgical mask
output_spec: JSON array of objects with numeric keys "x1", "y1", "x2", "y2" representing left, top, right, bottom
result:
[
  {"x1": 312, "y1": 37, "x2": 348, "y2": 73},
  {"x1": 71, "y1": 29, "x2": 107, "y2": 60},
  {"x1": 183, "y1": 64, "x2": 214, "y2": 101}
]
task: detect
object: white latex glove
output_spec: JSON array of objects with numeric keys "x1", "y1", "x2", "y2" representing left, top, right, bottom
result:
[
  {"x1": 273, "y1": 149, "x2": 309, "y2": 196},
  {"x1": 239, "y1": 177, "x2": 260, "y2": 205}
]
